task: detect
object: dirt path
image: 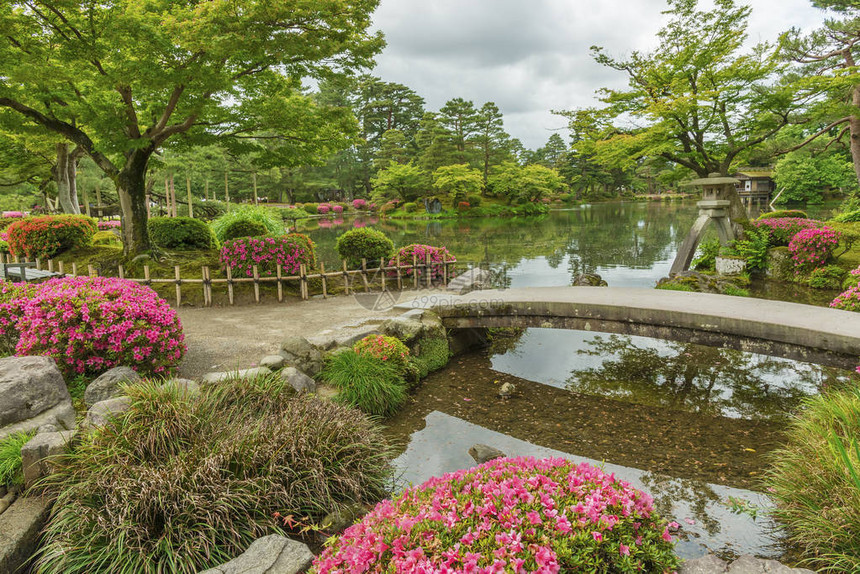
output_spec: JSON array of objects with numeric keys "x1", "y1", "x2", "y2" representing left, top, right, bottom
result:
[{"x1": 176, "y1": 290, "x2": 428, "y2": 378}]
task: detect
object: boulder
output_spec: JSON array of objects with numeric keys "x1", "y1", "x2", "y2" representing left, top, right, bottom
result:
[
  {"x1": 572, "y1": 273, "x2": 608, "y2": 287},
  {"x1": 447, "y1": 267, "x2": 491, "y2": 294},
  {"x1": 0, "y1": 356, "x2": 74, "y2": 442},
  {"x1": 680, "y1": 555, "x2": 728, "y2": 574},
  {"x1": 280, "y1": 367, "x2": 316, "y2": 394},
  {"x1": 197, "y1": 534, "x2": 313, "y2": 574},
  {"x1": 0, "y1": 496, "x2": 52, "y2": 574},
  {"x1": 259, "y1": 355, "x2": 285, "y2": 370},
  {"x1": 726, "y1": 555, "x2": 815, "y2": 574},
  {"x1": 716, "y1": 256, "x2": 747, "y2": 276},
  {"x1": 498, "y1": 382, "x2": 516, "y2": 399},
  {"x1": 84, "y1": 366, "x2": 141, "y2": 407},
  {"x1": 381, "y1": 316, "x2": 424, "y2": 343},
  {"x1": 201, "y1": 367, "x2": 273, "y2": 385},
  {"x1": 161, "y1": 378, "x2": 200, "y2": 395},
  {"x1": 20, "y1": 430, "x2": 76, "y2": 487},
  {"x1": 468, "y1": 444, "x2": 506, "y2": 465},
  {"x1": 85, "y1": 397, "x2": 131, "y2": 428},
  {"x1": 280, "y1": 336, "x2": 324, "y2": 376},
  {"x1": 308, "y1": 324, "x2": 382, "y2": 350}
]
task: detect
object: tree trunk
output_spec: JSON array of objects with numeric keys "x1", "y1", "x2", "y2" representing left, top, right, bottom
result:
[
  {"x1": 186, "y1": 173, "x2": 193, "y2": 218},
  {"x1": 116, "y1": 149, "x2": 153, "y2": 256},
  {"x1": 850, "y1": 84, "x2": 860, "y2": 186},
  {"x1": 55, "y1": 143, "x2": 82, "y2": 215}
]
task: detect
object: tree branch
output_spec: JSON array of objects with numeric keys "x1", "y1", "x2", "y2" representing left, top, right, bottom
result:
[{"x1": 781, "y1": 117, "x2": 851, "y2": 153}]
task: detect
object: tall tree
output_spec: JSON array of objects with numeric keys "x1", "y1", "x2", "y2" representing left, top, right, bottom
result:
[
  {"x1": 439, "y1": 98, "x2": 479, "y2": 163},
  {"x1": 471, "y1": 102, "x2": 513, "y2": 187},
  {"x1": 416, "y1": 112, "x2": 458, "y2": 172},
  {"x1": 0, "y1": 1, "x2": 383, "y2": 254},
  {"x1": 585, "y1": 0, "x2": 802, "y2": 220}
]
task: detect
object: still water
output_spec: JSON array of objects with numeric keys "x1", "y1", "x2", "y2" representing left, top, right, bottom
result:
[{"x1": 303, "y1": 202, "x2": 854, "y2": 561}]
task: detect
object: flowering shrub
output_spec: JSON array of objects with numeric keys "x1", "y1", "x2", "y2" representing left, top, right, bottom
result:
[
  {"x1": 318, "y1": 203, "x2": 331, "y2": 215},
  {"x1": 789, "y1": 227, "x2": 841, "y2": 271},
  {"x1": 312, "y1": 457, "x2": 679, "y2": 573},
  {"x1": 458, "y1": 201, "x2": 471, "y2": 209},
  {"x1": 1, "y1": 211, "x2": 24, "y2": 219},
  {"x1": 220, "y1": 234, "x2": 315, "y2": 277},
  {"x1": 752, "y1": 217, "x2": 823, "y2": 246},
  {"x1": 97, "y1": 220, "x2": 121, "y2": 230},
  {"x1": 831, "y1": 285, "x2": 860, "y2": 312},
  {"x1": 12, "y1": 277, "x2": 185, "y2": 376},
  {"x1": 354, "y1": 334, "x2": 410, "y2": 373},
  {"x1": 353, "y1": 198, "x2": 367, "y2": 210},
  {"x1": 0, "y1": 281, "x2": 36, "y2": 354},
  {"x1": 7, "y1": 215, "x2": 97, "y2": 259},
  {"x1": 336, "y1": 227, "x2": 394, "y2": 268},
  {"x1": 388, "y1": 244, "x2": 456, "y2": 280},
  {"x1": 332, "y1": 204, "x2": 344, "y2": 214}
]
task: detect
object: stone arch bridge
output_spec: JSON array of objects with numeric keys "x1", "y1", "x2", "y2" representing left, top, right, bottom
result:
[{"x1": 398, "y1": 287, "x2": 860, "y2": 370}]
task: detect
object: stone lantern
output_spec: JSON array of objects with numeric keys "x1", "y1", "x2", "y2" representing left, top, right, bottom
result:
[{"x1": 670, "y1": 173, "x2": 739, "y2": 275}]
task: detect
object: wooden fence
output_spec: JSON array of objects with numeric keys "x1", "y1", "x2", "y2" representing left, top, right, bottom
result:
[{"x1": 0, "y1": 252, "x2": 456, "y2": 307}]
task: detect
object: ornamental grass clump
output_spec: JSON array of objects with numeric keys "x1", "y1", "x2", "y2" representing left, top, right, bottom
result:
[
  {"x1": 322, "y1": 348, "x2": 407, "y2": 417},
  {"x1": 764, "y1": 386, "x2": 860, "y2": 572},
  {"x1": 13, "y1": 276, "x2": 185, "y2": 377},
  {"x1": 7, "y1": 214, "x2": 97, "y2": 259},
  {"x1": 312, "y1": 456, "x2": 680, "y2": 573},
  {"x1": 220, "y1": 233, "x2": 315, "y2": 277},
  {"x1": 34, "y1": 376, "x2": 392, "y2": 574},
  {"x1": 388, "y1": 244, "x2": 456, "y2": 280},
  {"x1": 751, "y1": 217, "x2": 823, "y2": 246},
  {"x1": 788, "y1": 226, "x2": 840, "y2": 272}
]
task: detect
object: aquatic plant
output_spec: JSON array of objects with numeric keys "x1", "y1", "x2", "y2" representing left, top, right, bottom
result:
[
  {"x1": 789, "y1": 227, "x2": 840, "y2": 272},
  {"x1": 220, "y1": 233, "x2": 315, "y2": 277},
  {"x1": 765, "y1": 386, "x2": 860, "y2": 572},
  {"x1": 321, "y1": 349, "x2": 407, "y2": 417},
  {"x1": 34, "y1": 377, "x2": 391, "y2": 574},
  {"x1": 312, "y1": 456, "x2": 680, "y2": 573}
]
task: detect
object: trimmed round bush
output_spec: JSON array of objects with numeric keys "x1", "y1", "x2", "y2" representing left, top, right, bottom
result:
[
  {"x1": 353, "y1": 334, "x2": 410, "y2": 373},
  {"x1": 303, "y1": 203, "x2": 319, "y2": 214},
  {"x1": 7, "y1": 215, "x2": 97, "y2": 259},
  {"x1": 332, "y1": 204, "x2": 344, "y2": 214},
  {"x1": 210, "y1": 205, "x2": 284, "y2": 242},
  {"x1": 280, "y1": 206, "x2": 309, "y2": 221},
  {"x1": 757, "y1": 209, "x2": 808, "y2": 220},
  {"x1": 218, "y1": 219, "x2": 268, "y2": 241},
  {"x1": 312, "y1": 457, "x2": 680, "y2": 573},
  {"x1": 765, "y1": 387, "x2": 860, "y2": 572},
  {"x1": 321, "y1": 348, "x2": 407, "y2": 417},
  {"x1": 388, "y1": 244, "x2": 456, "y2": 280},
  {"x1": 751, "y1": 217, "x2": 823, "y2": 247},
  {"x1": 220, "y1": 233, "x2": 315, "y2": 277},
  {"x1": 147, "y1": 216, "x2": 216, "y2": 250},
  {"x1": 831, "y1": 208, "x2": 860, "y2": 223},
  {"x1": 92, "y1": 231, "x2": 121, "y2": 246},
  {"x1": 808, "y1": 265, "x2": 846, "y2": 290},
  {"x1": 35, "y1": 377, "x2": 392, "y2": 574},
  {"x1": 789, "y1": 227, "x2": 841, "y2": 271},
  {"x1": 318, "y1": 203, "x2": 331, "y2": 215},
  {"x1": 0, "y1": 280, "x2": 36, "y2": 355},
  {"x1": 335, "y1": 228, "x2": 394, "y2": 268},
  {"x1": 13, "y1": 277, "x2": 185, "y2": 377},
  {"x1": 402, "y1": 202, "x2": 418, "y2": 213},
  {"x1": 353, "y1": 198, "x2": 367, "y2": 210},
  {"x1": 0, "y1": 216, "x2": 23, "y2": 231},
  {"x1": 466, "y1": 194, "x2": 482, "y2": 207}
]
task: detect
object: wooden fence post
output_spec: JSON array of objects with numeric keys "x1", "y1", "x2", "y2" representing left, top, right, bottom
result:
[
  {"x1": 320, "y1": 262, "x2": 327, "y2": 298},
  {"x1": 118, "y1": 264, "x2": 124, "y2": 279},
  {"x1": 144, "y1": 265, "x2": 151, "y2": 286},
  {"x1": 72, "y1": 262, "x2": 78, "y2": 276},
  {"x1": 226, "y1": 265, "x2": 234, "y2": 305},
  {"x1": 396, "y1": 255, "x2": 402, "y2": 291},
  {"x1": 174, "y1": 265, "x2": 182, "y2": 307},
  {"x1": 342, "y1": 260, "x2": 350, "y2": 295},
  {"x1": 276, "y1": 264, "x2": 283, "y2": 302},
  {"x1": 360, "y1": 258, "x2": 369, "y2": 292},
  {"x1": 34, "y1": 258, "x2": 41, "y2": 271},
  {"x1": 202, "y1": 266, "x2": 210, "y2": 307},
  {"x1": 380, "y1": 258, "x2": 386, "y2": 292},
  {"x1": 299, "y1": 264, "x2": 308, "y2": 300},
  {"x1": 252, "y1": 265, "x2": 260, "y2": 303},
  {"x1": 425, "y1": 252, "x2": 432, "y2": 288},
  {"x1": 412, "y1": 253, "x2": 418, "y2": 289},
  {"x1": 58, "y1": 261, "x2": 64, "y2": 275},
  {"x1": 88, "y1": 264, "x2": 96, "y2": 277}
]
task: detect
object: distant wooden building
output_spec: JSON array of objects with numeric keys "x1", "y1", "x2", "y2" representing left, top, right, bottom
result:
[{"x1": 733, "y1": 168, "x2": 774, "y2": 205}]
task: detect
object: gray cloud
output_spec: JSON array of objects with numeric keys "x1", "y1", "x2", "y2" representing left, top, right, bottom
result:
[{"x1": 369, "y1": 0, "x2": 827, "y2": 149}]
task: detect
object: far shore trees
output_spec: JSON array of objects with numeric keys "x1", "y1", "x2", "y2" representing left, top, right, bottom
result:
[{"x1": 0, "y1": 0, "x2": 383, "y2": 255}]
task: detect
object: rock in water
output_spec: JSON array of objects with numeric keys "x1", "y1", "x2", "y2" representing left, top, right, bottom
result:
[
  {"x1": 572, "y1": 273, "x2": 608, "y2": 287},
  {"x1": 498, "y1": 382, "x2": 516, "y2": 399}
]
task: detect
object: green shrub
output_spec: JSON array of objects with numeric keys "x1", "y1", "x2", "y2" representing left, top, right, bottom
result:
[
  {"x1": 0, "y1": 431, "x2": 34, "y2": 487},
  {"x1": 353, "y1": 335, "x2": 410, "y2": 374},
  {"x1": 322, "y1": 349, "x2": 407, "y2": 417},
  {"x1": 808, "y1": 265, "x2": 846, "y2": 290},
  {"x1": 692, "y1": 239, "x2": 721, "y2": 271},
  {"x1": 147, "y1": 217, "x2": 216, "y2": 250},
  {"x1": 466, "y1": 194, "x2": 482, "y2": 207},
  {"x1": 34, "y1": 377, "x2": 391, "y2": 574},
  {"x1": 765, "y1": 386, "x2": 860, "y2": 572},
  {"x1": 7, "y1": 215, "x2": 97, "y2": 259},
  {"x1": 560, "y1": 193, "x2": 577, "y2": 203},
  {"x1": 831, "y1": 208, "x2": 860, "y2": 223},
  {"x1": 757, "y1": 209, "x2": 808, "y2": 220},
  {"x1": 0, "y1": 240, "x2": 9, "y2": 253},
  {"x1": 280, "y1": 207, "x2": 309, "y2": 220},
  {"x1": 303, "y1": 203, "x2": 319, "y2": 214},
  {"x1": 218, "y1": 219, "x2": 268, "y2": 241},
  {"x1": 92, "y1": 231, "x2": 121, "y2": 246},
  {"x1": 402, "y1": 202, "x2": 418, "y2": 213},
  {"x1": 410, "y1": 336, "x2": 450, "y2": 379},
  {"x1": 722, "y1": 227, "x2": 769, "y2": 272},
  {"x1": 335, "y1": 228, "x2": 395, "y2": 268},
  {"x1": 210, "y1": 205, "x2": 284, "y2": 242}
]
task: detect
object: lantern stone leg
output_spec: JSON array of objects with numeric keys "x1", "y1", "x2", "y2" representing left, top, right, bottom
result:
[{"x1": 670, "y1": 199, "x2": 736, "y2": 275}]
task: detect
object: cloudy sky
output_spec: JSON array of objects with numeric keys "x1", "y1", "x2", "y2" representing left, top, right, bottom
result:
[{"x1": 368, "y1": 0, "x2": 828, "y2": 150}]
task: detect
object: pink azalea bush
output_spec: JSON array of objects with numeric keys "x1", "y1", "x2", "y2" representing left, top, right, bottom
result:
[
  {"x1": 312, "y1": 457, "x2": 679, "y2": 574},
  {"x1": 8, "y1": 277, "x2": 184, "y2": 376},
  {"x1": 354, "y1": 334, "x2": 410, "y2": 372},
  {"x1": 97, "y1": 220, "x2": 121, "y2": 230},
  {"x1": 788, "y1": 227, "x2": 840, "y2": 272},
  {"x1": 388, "y1": 244, "x2": 456, "y2": 280},
  {"x1": 353, "y1": 198, "x2": 367, "y2": 210},
  {"x1": 318, "y1": 203, "x2": 331, "y2": 215},
  {"x1": 220, "y1": 233, "x2": 315, "y2": 277},
  {"x1": 831, "y1": 285, "x2": 860, "y2": 312},
  {"x1": 2, "y1": 211, "x2": 24, "y2": 219},
  {"x1": 752, "y1": 217, "x2": 824, "y2": 246},
  {"x1": 332, "y1": 204, "x2": 344, "y2": 214}
]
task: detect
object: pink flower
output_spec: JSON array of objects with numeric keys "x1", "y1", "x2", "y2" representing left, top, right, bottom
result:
[
  {"x1": 592, "y1": 531, "x2": 603, "y2": 542},
  {"x1": 619, "y1": 544, "x2": 630, "y2": 556}
]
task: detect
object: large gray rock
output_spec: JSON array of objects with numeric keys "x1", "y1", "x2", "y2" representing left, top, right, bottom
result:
[
  {"x1": 280, "y1": 367, "x2": 316, "y2": 394},
  {"x1": 201, "y1": 367, "x2": 273, "y2": 385},
  {"x1": 381, "y1": 316, "x2": 424, "y2": 343},
  {"x1": 308, "y1": 324, "x2": 382, "y2": 351},
  {"x1": 680, "y1": 555, "x2": 728, "y2": 574},
  {"x1": 726, "y1": 556, "x2": 815, "y2": 574},
  {"x1": 468, "y1": 444, "x2": 506, "y2": 465},
  {"x1": 85, "y1": 396, "x2": 131, "y2": 428},
  {"x1": 0, "y1": 356, "x2": 74, "y2": 442},
  {"x1": 197, "y1": 534, "x2": 313, "y2": 574},
  {"x1": 259, "y1": 355, "x2": 285, "y2": 370},
  {"x1": 84, "y1": 366, "x2": 141, "y2": 407},
  {"x1": 20, "y1": 430, "x2": 75, "y2": 487},
  {"x1": 0, "y1": 496, "x2": 52, "y2": 574},
  {"x1": 280, "y1": 336, "x2": 324, "y2": 376},
  {"x1": 447, "y1": 267, "x2": 491, "y2": 294},
  {"x1": 572, "y1": 273, "x2": 608, "y2": 287}
]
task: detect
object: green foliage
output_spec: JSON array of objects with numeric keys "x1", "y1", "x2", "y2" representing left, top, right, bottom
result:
[
  {"x1": 371, "y1": 163, "x2": 430, "y2": 203},
  {"x1": 722, "y1": 285, "x2": 750, "y2": 297},
  {"x1": 757, "y1": 210, "x2": 809, "y2": 220},
  {"x1": 466, "y1": 194, "x2": 482, "y2": 207},
  {"x1": 410, "y1": 336, "x2": 451, "y2": 379},
  {"x1": 210, "y1": 205, "x2": 285, "y2": 242},
  {"x1": 280, "y1": 207, "x2": 310, "y2": 221},
  {"x1": 335, "y1": 228, "x2": 394, "y2": 268},
  {"x1": 489, "y1": 163, "x2": 564, "y2": 202},
  {"x1": 303, "y1": 203, "x2": 319, "y2": 214},
  {"x1": 692, "y1": 239, "x2": 721, "y2": 271},
  {"x1": 765, "y1": 386, "x2": 860, "y2": 572},
  {"x1": 218, "y1": 219, "x2": 269, "y2": 242},
  {"x1": 322, "y1": 349, "x2": 407, "y2": 417},
  {"x1": 147, "y1": 217, "x2": 216, "y2": 250},
  {"x1": 722, "y1": 227, "x2": 770, "y2": 273},
  {"x1": 773, "y1": 152, "x2": 858, "y2": 204},
  {"x1": 92, "y1": 231, "x2": 121, "y2": 246},
  {"x1": 34, "y1": 377, "x2": 391, "y2": 574},
  {"x1": 808, "y1": 265, "x2": 846, "y2": 289},
  {"x1": 832, "y1": 209, "x2": 860, "y2": 223},
  {"x1": 401, "y1": 202, "x2": 419, "y2": 213},
  {"x1": 0, "y1": 431, "x2": 34, "y2": 487},
  {"x1": 432, "y1": 164, "x2": 483, "y2": 203},
  {"x1": 655, "y1": 282, "x2": 696, "y2": 292}
]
